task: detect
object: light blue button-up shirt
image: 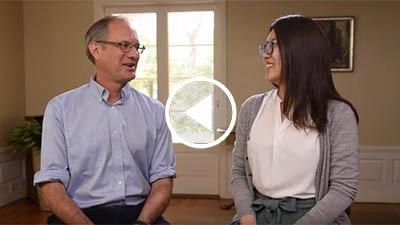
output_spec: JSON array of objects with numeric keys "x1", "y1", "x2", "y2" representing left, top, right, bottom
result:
[{"x1": 34, "y1": 76, "x2": 176, "y2": 208}]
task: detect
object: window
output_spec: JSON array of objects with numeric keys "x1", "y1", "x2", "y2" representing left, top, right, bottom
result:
[
  {"x1": 168, "y1": 11, "x2": 214, "y2": 93},
  {"x1": 100, "y1": 1, "x2": 226, "y2": 144},
  {"x1": 114, "y1": 13, "x2": 158, "y2": 98}
]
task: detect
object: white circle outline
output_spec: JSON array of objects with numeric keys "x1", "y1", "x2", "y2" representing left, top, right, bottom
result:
[{"x1": 165, "y1": 77, "x2": 237, "y2": 149}]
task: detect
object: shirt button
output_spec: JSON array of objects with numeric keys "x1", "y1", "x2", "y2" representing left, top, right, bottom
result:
[
  {"x1": 113, "y1": 130, "x2": 117, "y2": 134},
  {"x1": 118, "y1": 181, "x2": 122, "y2": 185},
  {"x1": 111, "y1": 106, "x2": 115, "y2": 109}
]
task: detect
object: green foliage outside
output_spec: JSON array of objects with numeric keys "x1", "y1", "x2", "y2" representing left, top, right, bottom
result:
[{"x1": 170, "y1": 82, "x2": 214, "y2": 142}]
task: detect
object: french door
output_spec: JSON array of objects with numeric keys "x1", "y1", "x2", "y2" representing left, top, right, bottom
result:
[{"x1": 100, "y1": 2, "x2": 227, "y2": 195}]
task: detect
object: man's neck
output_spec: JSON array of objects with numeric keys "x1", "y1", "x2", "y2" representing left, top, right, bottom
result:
[{"x1": 95, "y1": 74, "x2": 125, "y2": 104}]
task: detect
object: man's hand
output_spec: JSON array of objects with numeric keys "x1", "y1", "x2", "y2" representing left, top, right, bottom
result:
[
  {"x1": 41, "y1": 181, "x2": 94, "y2": 225},
  {"x1": 240, "y1": 215, "x2": 257, "y2": 225},
  {"x1": 136, "y1": 178, "x2": 173, "y2": 224}
]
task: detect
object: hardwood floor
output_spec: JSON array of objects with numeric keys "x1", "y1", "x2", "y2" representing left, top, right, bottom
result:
[
  {"x1": 0, "y1": 198, "x2": 49, "y2": 224},
  {"x1": 1, "y1": 198, "x2": 400, "y2": 224}
]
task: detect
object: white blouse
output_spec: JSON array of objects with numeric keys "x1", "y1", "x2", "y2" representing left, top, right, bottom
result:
[{"x1": 247, "y1": 89, "x2": 320, "y2": 199}]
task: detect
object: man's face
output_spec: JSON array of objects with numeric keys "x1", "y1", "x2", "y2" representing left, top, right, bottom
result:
[{"x1": 96, "y1": 20, "x2": 140, "y2": 84}]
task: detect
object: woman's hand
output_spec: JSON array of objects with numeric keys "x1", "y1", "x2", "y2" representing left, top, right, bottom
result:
[{"x1": 240, "y1": 215, "x2": 257, "y2": 225}]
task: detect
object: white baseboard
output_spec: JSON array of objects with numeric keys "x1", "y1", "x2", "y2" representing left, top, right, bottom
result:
[{"x1": 357, "y1": 145, "x2": 400, "y2": 203}]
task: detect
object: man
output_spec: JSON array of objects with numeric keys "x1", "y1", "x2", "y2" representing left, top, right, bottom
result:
[{"x1": 34, "y1": 15, "x2": 176, "y2": 225}]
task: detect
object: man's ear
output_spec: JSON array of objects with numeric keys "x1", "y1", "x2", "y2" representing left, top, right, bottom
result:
[{"x1": 88, "y1": 42, "x2": 102, "y2": 61}]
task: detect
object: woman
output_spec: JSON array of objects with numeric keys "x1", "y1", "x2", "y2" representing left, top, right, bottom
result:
[{"x1": 230, "y1": 15, "x2": 359, "y2": 225}]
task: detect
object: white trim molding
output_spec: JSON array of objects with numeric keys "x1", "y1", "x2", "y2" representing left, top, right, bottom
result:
[
  {"x1": 219, "y1": 145, "x2": 400, "y2": 202},
  {"x1": 357, "y1": 145, "x2": 400, "y2": 203},
  {"x1": 93, "y1": 0, "x2": 225, "y2": 21},
  {"x1": 0, "y1": 146, "x2": 27, "y2": 207}
]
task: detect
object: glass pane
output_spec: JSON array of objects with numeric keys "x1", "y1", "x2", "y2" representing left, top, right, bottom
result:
[
  {"x1": 169, "y1": 46, "x2": 213, "y2": 77},
  {"x1": 113, "y1": 13, "x2": 157, "y2": 98},
  {"x1": 168, "y1": 11, "x2": 214, "y2": 93},
  {"x1": 169, "y1": 81, "x2": 214, "y2": 144},
  {"x1": 168, "y1": 11, "x2": 215, "y2": 143},
  {"x1": 168, "y1": 11, "x2": 214, "y2": 45}
]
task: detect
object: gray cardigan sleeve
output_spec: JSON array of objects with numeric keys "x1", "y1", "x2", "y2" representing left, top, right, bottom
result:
[
  {"x1": 230, "y1": 97, "x2": 256, "y2": 217},
  {"x1": 295, "y1": 102, "x2": 359, "y2": 225}
]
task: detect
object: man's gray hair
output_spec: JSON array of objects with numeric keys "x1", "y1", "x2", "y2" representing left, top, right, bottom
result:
[{"x1": 85, "y1": 15, "x2": 127, "y2": 64}]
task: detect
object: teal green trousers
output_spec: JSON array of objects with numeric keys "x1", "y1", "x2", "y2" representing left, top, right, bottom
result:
[{"x1": 230, "y1": 192, "x2": 315, "y2": 225}]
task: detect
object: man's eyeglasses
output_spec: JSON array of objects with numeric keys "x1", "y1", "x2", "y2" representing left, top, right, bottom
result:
[
  {"x1": 258, "y1": 41, "x2": 278, "y2": 56},
  {"x1": 96, "y1": 40, "x2": 146, "y2": 54}
]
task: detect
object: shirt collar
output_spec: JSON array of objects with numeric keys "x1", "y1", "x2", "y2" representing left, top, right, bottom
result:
[
  {"x1": 121, "y1": 81, "x2": 131, "y2": 103},
  {"x1": 89, "y1": 75, "x2": 131, "y2": 104}
]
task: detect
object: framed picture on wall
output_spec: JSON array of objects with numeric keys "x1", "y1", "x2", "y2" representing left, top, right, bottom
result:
[{"x1": 312, "y1": 16, "x2": 355, "y2": 72}]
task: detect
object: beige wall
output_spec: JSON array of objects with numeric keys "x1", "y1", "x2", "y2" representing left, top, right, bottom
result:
[
  {"x1": 24, "y1": 0, "x2": 94, "y2": 116},
  {"x1": 0, "y1": 1, "x2": 25, "y2": 146},
  {"x1": 20, "y1": 1, "x2": 400, "y2": 146},
  {"x1": 227, "y1": 1, "x2": 400, "y2": 146}
]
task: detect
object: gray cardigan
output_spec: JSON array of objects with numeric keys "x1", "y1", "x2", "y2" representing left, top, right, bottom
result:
[{"x1": 231, "y1": 90, "x2": 359, "y2": 225}]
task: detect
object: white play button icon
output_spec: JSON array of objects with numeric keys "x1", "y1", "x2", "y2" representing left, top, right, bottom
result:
[
  {"x1": 165, "y1": 77, "x2": 237, "y2": 149},
  {"x1": 183, "y1": 95, "x2": 212, "y2": 131}
]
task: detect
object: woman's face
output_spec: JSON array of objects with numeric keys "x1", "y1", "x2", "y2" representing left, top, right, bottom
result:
[{"x1": 263, "y1": 30, "x2": 282, "y2": 86}]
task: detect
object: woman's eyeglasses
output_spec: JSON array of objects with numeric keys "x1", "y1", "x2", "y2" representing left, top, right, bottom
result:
[{"x1": 258, "y1": 41, "x2": 278, "y2": 56}]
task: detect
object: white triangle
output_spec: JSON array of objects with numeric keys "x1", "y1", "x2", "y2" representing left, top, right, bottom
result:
[{"x1": 184, "y1": 95, "x2": 213, "y2": 131}]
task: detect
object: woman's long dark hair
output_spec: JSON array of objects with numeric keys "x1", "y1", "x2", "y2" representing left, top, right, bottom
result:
[{"x1": 270, "y1": 15, "x2": 358, "y2": 132}]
